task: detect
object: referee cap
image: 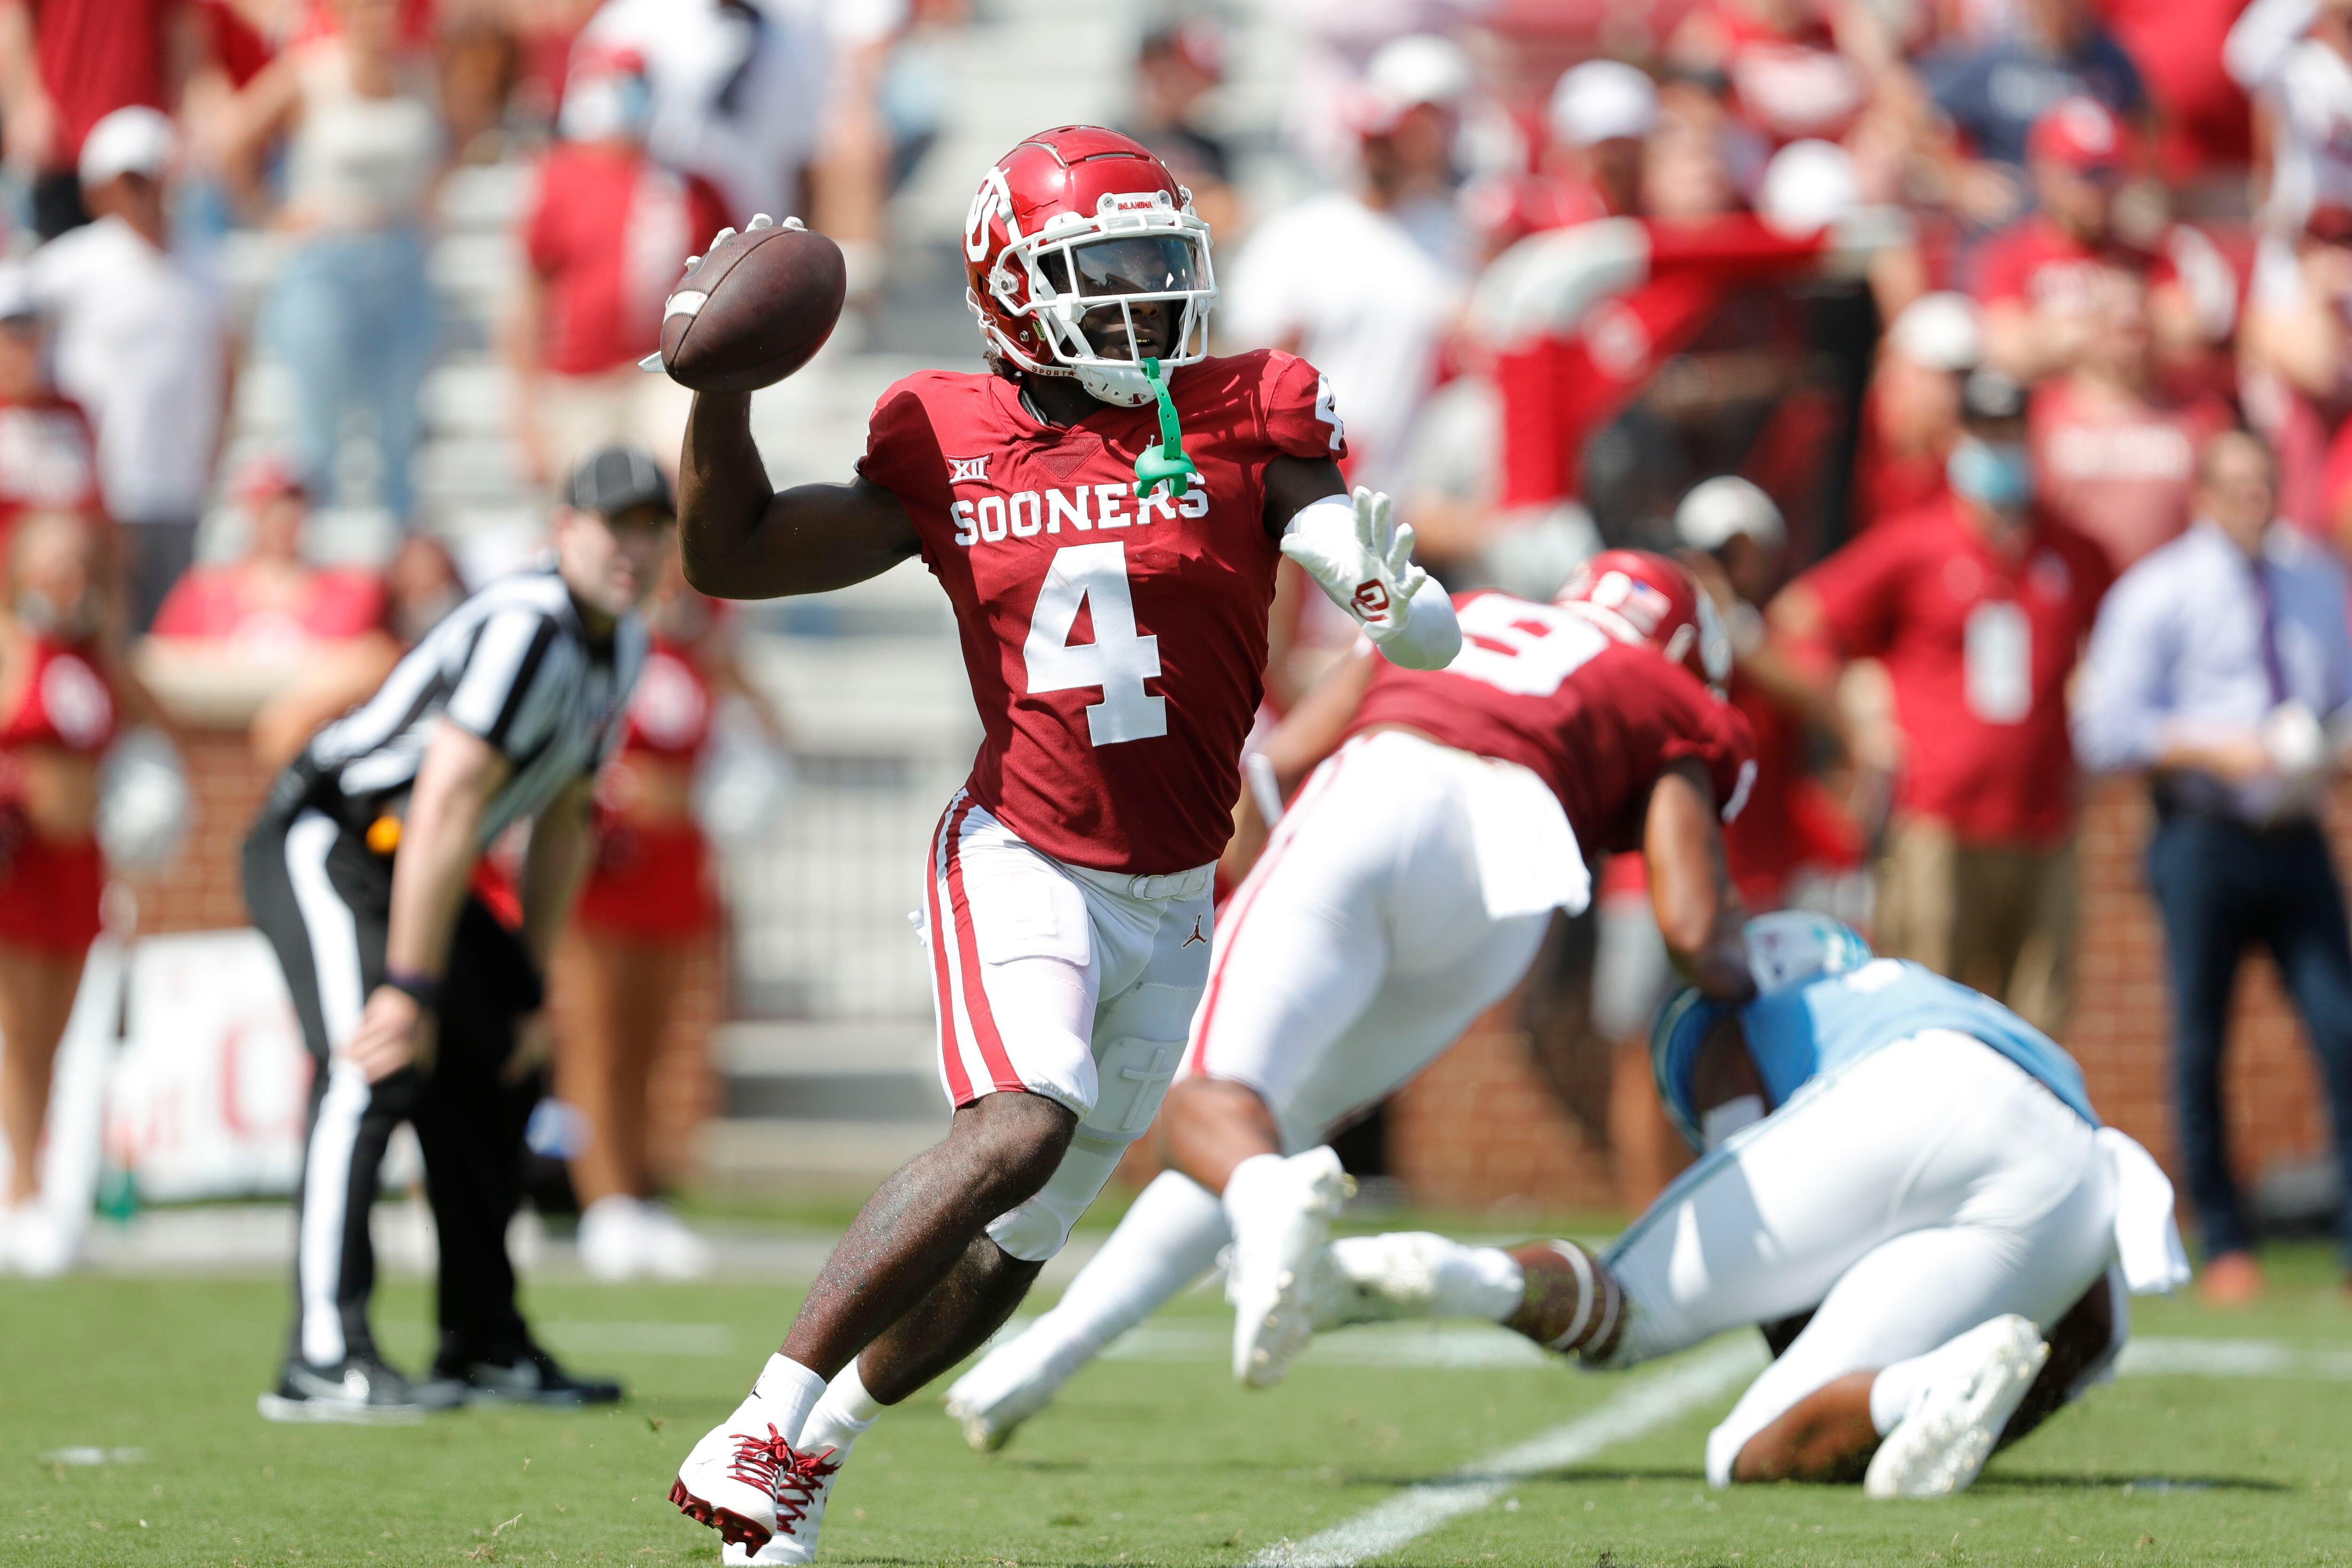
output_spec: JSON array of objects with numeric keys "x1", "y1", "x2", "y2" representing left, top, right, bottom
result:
[{"x1": 566, "y1": 445, "x2": 673, "y2": 518}]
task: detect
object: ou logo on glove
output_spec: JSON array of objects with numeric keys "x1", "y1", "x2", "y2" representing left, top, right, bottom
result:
[{"x1": 1351, "y1": 579, "x2": 1392, "y2": 620}]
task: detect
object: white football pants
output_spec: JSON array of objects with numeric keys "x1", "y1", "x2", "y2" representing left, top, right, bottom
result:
[
  {"x1": 1180, "y1": 730, "x2": 1559, "y2": 1150},
  {"x1": 1595, "y1": 1030, "x2": 2119, "y2": 1486},
  {"x1": 917, "y1": 790, "x2": 1215, "y2": 1262}
]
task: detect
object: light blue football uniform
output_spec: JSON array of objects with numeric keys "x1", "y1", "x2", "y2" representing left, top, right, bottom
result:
[{"x1": 1656, "y1": 958, "x2": 2099, "y2": 1139}]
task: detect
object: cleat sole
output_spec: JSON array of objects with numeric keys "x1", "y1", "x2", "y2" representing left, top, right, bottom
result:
[{"x1": 670, "y1": 1480, "x2": 772, "y2": 1553}]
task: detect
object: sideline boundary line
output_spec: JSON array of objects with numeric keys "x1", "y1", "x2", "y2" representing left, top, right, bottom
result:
[{"x1": 1249, "y1": 1337, "x2": 1766, "y2": 1568}]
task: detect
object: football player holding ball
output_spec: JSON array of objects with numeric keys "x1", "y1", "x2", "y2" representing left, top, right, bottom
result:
[{"x1": 661, "y1": 126, "x2": 1460, "y2": 1562}]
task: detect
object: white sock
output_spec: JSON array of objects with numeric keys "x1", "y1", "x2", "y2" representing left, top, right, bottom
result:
[
  {"x1": 1220, "y1": 1153, "x2": 1289, "y2": 1235},
  {"x1": 801, "y1": 1359, "x2": 881, "y2": 1457},
  {"x1": 1045, "y1": 1171, "x2": 1231, "y2": 1357},
  {"x1": 745, "y1": 1353, "x2": 827, "y2": 1446},
  {"x1": 1435, "y1": 1244, "x2": 1526, "y2": 1323}
]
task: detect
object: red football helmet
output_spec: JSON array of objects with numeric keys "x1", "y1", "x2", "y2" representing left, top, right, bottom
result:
[
  {"x1": 1555, "y1": 549, "x2": 1732, "y2": 688},
  {"x1": 963, "y1": 126, "x2": 1217, "y2": 407}
]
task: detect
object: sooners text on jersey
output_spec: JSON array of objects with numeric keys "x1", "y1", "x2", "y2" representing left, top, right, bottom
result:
[
  {"x1": 1345, "y1": 589, "x2": 1756, "y2": 854},
  {"x1": 860, "y1": 348, "x2": 1345, "y2": 873}
]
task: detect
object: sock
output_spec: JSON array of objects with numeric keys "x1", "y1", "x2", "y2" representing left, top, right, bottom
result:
[
  {"x1": 800, "y1": 1359, "x2": 881, "y2": 1458},
  {"x1": 1220, "y1": 1153, "x2": 1289, "y2": 1235},
  {"x1": 1435, "y1": 1243, "x2": 1527, "y2": 1323},
  {"x1": 745, "y1": 1353, "x2": 827, "y2": 1446},
  {"x1": 1046, "y1": 1171, "x2": 1231, "y2": 1357}
]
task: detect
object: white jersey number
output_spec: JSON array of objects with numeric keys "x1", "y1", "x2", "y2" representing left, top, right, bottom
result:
[
  {"x1": 1443, "y1": 596, "x2": 1608, "y2": 697},
  {"x1": 1024, "y1": 542, "x2": 1167, "y2": 746}
]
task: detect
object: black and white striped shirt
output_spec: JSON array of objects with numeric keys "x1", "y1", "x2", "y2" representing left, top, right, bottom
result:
[{"x1": 307, "y1": 567, "x2": 647, "y2": 847}]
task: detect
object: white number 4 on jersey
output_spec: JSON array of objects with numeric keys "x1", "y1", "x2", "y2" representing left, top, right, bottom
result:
[{"x1": 1023, "y1": 542, "x2": 1167, "y2": 745}]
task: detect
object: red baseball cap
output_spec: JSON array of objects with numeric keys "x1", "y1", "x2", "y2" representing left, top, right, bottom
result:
[{"x1": 2027, "y1": 96, "x2": 2130, "y2": 173}]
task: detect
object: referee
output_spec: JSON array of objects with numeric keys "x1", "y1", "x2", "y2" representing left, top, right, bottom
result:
[{"x1": 244, "y1": 447, "x2": 670, "y2": 1421}]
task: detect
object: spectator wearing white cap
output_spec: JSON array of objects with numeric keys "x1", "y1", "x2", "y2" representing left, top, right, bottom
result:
[
  {"x1": 27, "y1": 104, "x2": 229, "y2": 631},
  {"x1": 1855, "y1": 291, "x2": 1980, "y2": 529},
  {"x1": 1468, "y1": 59, "x2": 1658, "y2": 260},
  {"x1": 1677, "y1": 475, "x2": 1863, "y2": 916},
  {"x1": 1224, "y1": 33, "x2": 1472, "y2": 500}
]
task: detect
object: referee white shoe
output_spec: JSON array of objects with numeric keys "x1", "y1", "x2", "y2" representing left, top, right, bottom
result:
[
  {"x1": 1227, "y1": 1146, "x2": 1352, "y2": 1388},
  {"x1": 1865, "y1": 1314, "x2": 2048, "y2": 1499}
]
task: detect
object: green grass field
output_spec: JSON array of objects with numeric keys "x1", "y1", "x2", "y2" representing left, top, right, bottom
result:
[{"x1": 4, "y1": 1234, "x2": 2349, "y2": 1568}]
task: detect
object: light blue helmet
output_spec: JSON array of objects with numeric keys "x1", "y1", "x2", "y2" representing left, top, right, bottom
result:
[{"x1": 1650, "y1": 912, "x2": 1874, "y2": 1148}]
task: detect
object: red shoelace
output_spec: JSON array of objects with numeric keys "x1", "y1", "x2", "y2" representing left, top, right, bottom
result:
[{"x1": 726, "y1": 1428, "x2": 841, "y2": 1533}]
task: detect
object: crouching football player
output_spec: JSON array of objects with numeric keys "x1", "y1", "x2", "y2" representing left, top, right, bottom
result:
[{"x1": 1314, "y1": 912, "x2": 2189, "y2": 1497}]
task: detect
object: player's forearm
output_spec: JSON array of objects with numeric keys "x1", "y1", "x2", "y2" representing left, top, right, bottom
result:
[
  {"x1": 518, "y1": 780, "x2": 596, "y2": 972},
  {"x1": 383, "y1": 727, "x2": 501, "y2": 979},
  {"x1": 680, "y1": 393, "x2": 917, "y2": 598},
  {"x1": 1645, "y1": 765, "x2": 1754, "y2": 1004}
]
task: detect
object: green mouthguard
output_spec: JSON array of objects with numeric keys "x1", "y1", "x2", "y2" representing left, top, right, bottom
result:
[{"x1": 1133, "y1": 356, "x2": 1199, "y2": 501}]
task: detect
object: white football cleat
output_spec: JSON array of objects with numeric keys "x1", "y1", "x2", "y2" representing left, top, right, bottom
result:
[
  {"x1": 942, "y1": 1320, "x2": 1084, "y2": 1452},
  {"x1": 1227, "y1": 1147, "x2": 1352, "y2": 1388},
  {"x1": 1310, "y1": 1232, "x2": 1456, "y2": 1330},
  {"x1": 1865, "y1": 1314, "x2": 2048, "y2": 1500},
  {"x1": 718, "y1": 1431, "x2": 850, "y2": 1566},
  {"x1": 671, "y1": 1408, "x2": 837, "y2": 1554}
]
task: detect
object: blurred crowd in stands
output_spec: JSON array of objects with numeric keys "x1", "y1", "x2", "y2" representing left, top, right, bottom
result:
[{"x1": 6, "y1": 0, "x2": 2352, "y2": 1289}]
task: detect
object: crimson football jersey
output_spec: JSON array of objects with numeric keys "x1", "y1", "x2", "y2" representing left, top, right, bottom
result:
[
  {"x1": 1343, "y1": 590, "x2": 1756, "y2": 855},
  {"x1": 859, "y1": 348, "x2": 1345, "y2": 874}
]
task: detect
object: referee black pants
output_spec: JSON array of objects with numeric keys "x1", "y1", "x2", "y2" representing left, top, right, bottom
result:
[{"x1": 242, "y1": 789, "x2": 547, "y2": 1373}]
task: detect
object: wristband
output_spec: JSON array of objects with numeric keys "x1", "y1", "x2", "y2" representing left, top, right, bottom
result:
[{"x1": 384, "y1": 970, "x2": 443, "y2": 1012}]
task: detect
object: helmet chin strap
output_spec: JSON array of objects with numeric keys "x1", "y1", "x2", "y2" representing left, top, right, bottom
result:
[{"x1": 1132, "y1": 357, "x2": 1198, "y2": 500}]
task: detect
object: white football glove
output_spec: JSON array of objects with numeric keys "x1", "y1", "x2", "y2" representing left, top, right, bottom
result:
[
  {"x1": 1282, "y1": 486, "x2": 1423, "y2": 637},
  {"x1": 1281, "y1": 487, "x2": 1461, "y2": 670},
  {"x1": 643, "y1": 214, "x2": 807, "y2": 372}
]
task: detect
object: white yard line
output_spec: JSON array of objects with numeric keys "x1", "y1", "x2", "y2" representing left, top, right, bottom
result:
[
  {"x1": 1249, "y1": 1338, "x2": 1767, "y2": 1568},
  {"x1": 1239, "y1": 1330, "x2": 2352, "y2": 1568}
]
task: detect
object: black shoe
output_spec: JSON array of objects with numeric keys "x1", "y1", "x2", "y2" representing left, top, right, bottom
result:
[
  {"x1": 258, "y1": 1355, "x2": 434, "y2": 1424},
  {"x1": 438, "y1": 1344, "x2": 623, "y2": 1407}
]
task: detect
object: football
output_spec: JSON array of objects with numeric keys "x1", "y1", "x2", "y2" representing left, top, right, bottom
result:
[{"x1": 659, "y1": 218, "x2": 848, "y2": 393}]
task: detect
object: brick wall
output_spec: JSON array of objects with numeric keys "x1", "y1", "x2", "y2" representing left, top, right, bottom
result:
[
  {"x1": 1383, "y1": 776, "x2": 2346, "y2": 1217},
  {"x1": 135, "y1": 720, "x2": 719, "y2": 1188}
]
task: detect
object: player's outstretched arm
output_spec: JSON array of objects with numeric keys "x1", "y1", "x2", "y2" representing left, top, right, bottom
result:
[
  {"x1": 1267, "y1": 465, "x2": 1461, "y2": 672},
  {"x1": 1646, "y1": 759, "x2": 1755, "y2": 1004},
  {"x1": 678, "y1": 390, "x2": 921, "y2": 600}
]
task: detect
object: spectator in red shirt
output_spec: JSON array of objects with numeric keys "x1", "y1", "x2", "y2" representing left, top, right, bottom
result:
[
  {"x1": 1853, "y1": 290, "x2": 1979, "y2": 529},
  {"x1": 1771, "y1": 370, "x2": 2112, "y2": 1034},
  {"x1": 509, "y1": 39, "x2": 728, "y2": 486},
  {"x1": 0, "y1": 0, "x2": 189, "y2": 239},
  {"x1": 0, "y1": 264, "x2": 100, "y2": 559},
  {"x1": 1973, "y1": 97, "x2": 2202, "y2": 385},
  {"x1": 149, "y1": 455, "x2": 386, "y2": 658},
  {"x1": 2030, "y1": 265, "x2": 2234, "y2": 571}
]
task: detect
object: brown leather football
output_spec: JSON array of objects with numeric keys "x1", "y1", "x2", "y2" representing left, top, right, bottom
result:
[{"x1": 659, "y1": 222, "x2": 847, "y2": 394}]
